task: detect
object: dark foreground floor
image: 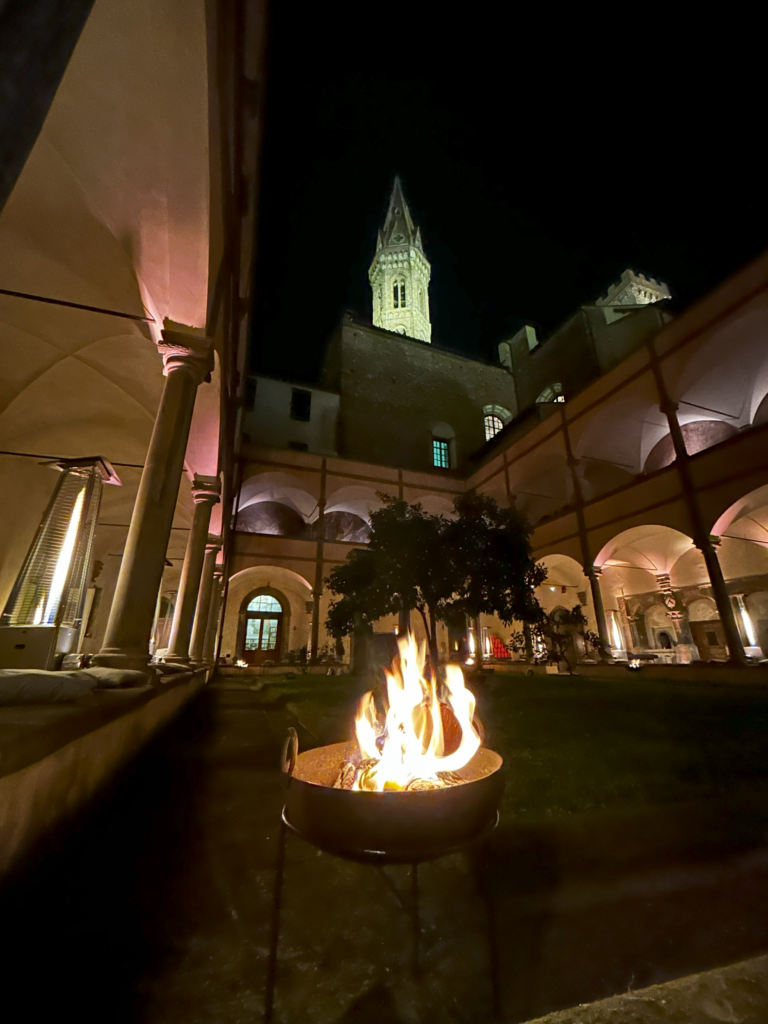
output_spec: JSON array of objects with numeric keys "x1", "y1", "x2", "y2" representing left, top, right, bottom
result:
[{"x1": 4, "y1": 672, "x2": 768, "y2": 1023}]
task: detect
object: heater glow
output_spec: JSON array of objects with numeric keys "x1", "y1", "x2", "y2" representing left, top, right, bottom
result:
[
  {"x1": 609, "y1": 610, "x2": 624, "y2": 652},
  {"x1": 353, "y1": 633, "x2": 481, "y2": 792},
  {"x1": 40, "y1": 487, "x2": 86, "y2": 625}
]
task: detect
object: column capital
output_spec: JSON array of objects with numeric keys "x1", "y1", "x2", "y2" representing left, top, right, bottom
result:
[
  {"x1": 159, "y1": 321, "x2": 214, "y2": 383},
  {"x1": 191, "y1": 475, "x2": 221, "y2": 505},
  {"x1": 205, "y1": 534, "x2": 223, "y2": 553}
]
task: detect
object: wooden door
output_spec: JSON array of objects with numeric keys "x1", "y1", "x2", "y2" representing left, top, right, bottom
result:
[
  {"x1": 242, "y1": 613, "x2": 283, "y2": 665},
  {"x1": 691, "y1": 620, "x2": 728, "y2": 661}
]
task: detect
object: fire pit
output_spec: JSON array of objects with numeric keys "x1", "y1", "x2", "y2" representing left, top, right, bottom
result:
[
  {"x1": 282, "y1": 634, "x2": 504, "y2": 861},
  {"x1": 264, "y1": 636, "x2": 504, "y2": 1022}
]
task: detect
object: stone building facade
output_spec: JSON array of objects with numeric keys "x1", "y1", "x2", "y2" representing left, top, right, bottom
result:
[{"x1": 228, "y1": 178, "x2": 768, "y2": 670}]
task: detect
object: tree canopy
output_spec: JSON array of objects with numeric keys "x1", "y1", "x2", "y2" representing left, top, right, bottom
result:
[{"x1": 325, "y1": 492, "x2": 546, "y2": 666}]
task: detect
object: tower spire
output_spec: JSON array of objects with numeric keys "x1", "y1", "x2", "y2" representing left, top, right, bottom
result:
[{"x1": 369, "y1": 177, "x2": 432, "y2": 343}]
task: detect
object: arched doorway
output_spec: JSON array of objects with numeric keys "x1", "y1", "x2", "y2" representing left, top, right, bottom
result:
[{"x1": 241, "y1": 592, "x2": 285, "y2": 665}]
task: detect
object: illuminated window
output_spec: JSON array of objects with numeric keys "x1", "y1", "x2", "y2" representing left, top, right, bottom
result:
[
  {"x1": 536, "y1": 383, "x2": 565, "y2": 404},
  {"x1": 248, "y1": 594, "x2": 282, "y2": 612},
  {"x1": 393, "y1": 279, "x2": 406, "y2": 308},
  {"x1": 484, "y1": 414, "x2": 504, "y2": 441},
  {"x1": 482, "y1": 404, "x2": 510, "y2": 440},
  {"x1": 432, "y1": 438, "x2": 450, "y2": 469}
]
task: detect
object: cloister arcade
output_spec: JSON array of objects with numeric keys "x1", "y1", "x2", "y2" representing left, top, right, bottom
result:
[{"x1": 222, "y1": 254, "x2": 768, "y2": 670}]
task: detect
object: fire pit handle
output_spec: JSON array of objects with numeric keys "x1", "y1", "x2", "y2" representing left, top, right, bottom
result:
[{"x1": 281, "y1": 727, "x2": 299, "y2": 778}]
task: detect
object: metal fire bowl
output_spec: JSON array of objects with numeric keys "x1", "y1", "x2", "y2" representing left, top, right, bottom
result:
[{"x1": 283, "y1": 739, "x2": 504, "y2": 864}]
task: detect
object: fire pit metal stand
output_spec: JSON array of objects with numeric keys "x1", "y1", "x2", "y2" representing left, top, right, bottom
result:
[{"x1": 263, "y1": 729, "x2": 503, "y2": 1024}]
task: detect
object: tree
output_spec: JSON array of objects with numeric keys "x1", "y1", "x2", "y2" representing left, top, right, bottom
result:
[
  {"x1": 325, "y1": 493, "x2": 545, "y2": 668},
  {"x1": 510, "y1": 604, "x2": 608, "y2": 673}
]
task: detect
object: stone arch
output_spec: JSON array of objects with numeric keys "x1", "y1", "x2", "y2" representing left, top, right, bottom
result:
[
  {"x1": 536, "y1": 552, "x2": 595, "y2": 632},
  {"x1": 413, "y1": 494, "x2": 456, "y2": 518},
  {"x1": 324, "y1": 485, "x2": 387, "y2": 523},
  {"x1": 238, "y1": 585, "x2": 291, "y2": 664},
  {"x1": 238, "y1": 471, "x2": 318, "y2": 520},
  {"x1": 644, "y1": 420, "x2": 738, "y2": 473},
  {"x1": 687, "y1": 597, "x2": 719, "y2": 621},
  {"x1": 221, "y1": 565, "x2": 312, "y2": 663},
  {"x1": 237, "y1": 501, "x2": 308, "y2": 538}
]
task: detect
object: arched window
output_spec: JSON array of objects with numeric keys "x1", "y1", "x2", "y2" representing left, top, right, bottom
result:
[
  {"x1": 393, "y1": 282, "x2": 399, "y2": 308},
  {"x1": 248, "y1": 594, "x2": 281, "y2": 612},
  {"x1": 484, "y1": 414, "x2": 504, "y2": 441},
  {"x1": 482, "y1": 404, "x2": 511, "y2": 441},
  {"x1": 400, "y1": 281, "x2": 406, "y2": 307},
  {"x1": 536, "y1": 383, "x2": 565, "y2": 403},
  {"x1": 242, "y1": 592, "x2": 285, "y2": 664}
]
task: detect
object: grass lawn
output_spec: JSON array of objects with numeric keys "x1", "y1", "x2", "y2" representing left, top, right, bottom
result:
[{"x1": 229, "y1": 669, "x2": 768, "y2": 818}]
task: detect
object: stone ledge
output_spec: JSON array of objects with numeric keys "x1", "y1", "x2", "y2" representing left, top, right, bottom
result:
[
  {"x1": 0, "y1": 670, "x2": 207, "y2": 878},
  {"x1": 524, "y1": 952, "x2": 768, "y2": 1024}
]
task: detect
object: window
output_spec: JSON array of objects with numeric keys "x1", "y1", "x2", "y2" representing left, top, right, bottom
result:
[
  {"x1": 484, "y1": 414, "x2": 504, "y2": 441},
  {"x1": 393, "y1": 278, "x2": 406, "y2": 308},
  {"x1": 247, "y1": 594, "x2": 282, "y2": 612},
  {"x1": 290, "y1": 388, "x2": 311, "y2": 421},
  {"x1": 393, "y1": 282, "x2": 399, "y2": 308},
  {"x1": 244, "y1": 617, "x2": 279, "y2": 651},
  {"x1": 482, "y1": 404, "x2": 511, "y2": 440},
  {"x1": 400, "y1": 282, "x2": 406, "y2": 307},
  {"x1": 432, "y1": 438, "x2": 450, "y2": 469},
  {"x1": 536, "y1": 383, "x2": 565, "y2": 404}
]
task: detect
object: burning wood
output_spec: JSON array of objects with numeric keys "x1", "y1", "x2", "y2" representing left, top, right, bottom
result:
[
  {"x1": 334, "y1": 758, "x2": 465, "y2": 791},
  {"x1": 336, "y1": 634, "x2": 483, "y2": 793}
]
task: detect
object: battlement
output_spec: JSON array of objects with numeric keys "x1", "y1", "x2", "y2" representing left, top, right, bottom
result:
[{"x1": 596, "y1": 268, "x2": 672, "y2": 307}]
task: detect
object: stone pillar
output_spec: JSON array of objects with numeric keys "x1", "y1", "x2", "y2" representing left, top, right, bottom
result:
[
  {"x1": 189, "y1": 537, "x2": 221, "y2": 663},
  {"x1": 203, "y1": 569, "x2": 225, "y2": 662},
  {"x1": 94, "y1": 326, "x2": 213, "y2": 672},
  {"x1": 311, "y1": 458, "x2": 327, "y2": 663},
  {"x1": 646, "y1": 339, "x2": 746, "y2": 664},
  {"x1": 165, "y1": 478, "x2": 220, "y2": 663},
  {"x1": 559, "y1": 406, "x2": 610, "y2": 661},
  {"x1": 698, "y1": 537, "x2": 746, "y2": 662},
  {"x1": 586, "y1": 566, "x2": 611, "y2": 656}
]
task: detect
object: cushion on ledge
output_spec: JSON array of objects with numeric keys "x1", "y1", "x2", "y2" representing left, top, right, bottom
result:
[
  {"x1": 81, "y1": 667, "x2": 149, "y2": 688},
  {"x1": 0, "y1": 669, "x2": 97, "y2": 704}
]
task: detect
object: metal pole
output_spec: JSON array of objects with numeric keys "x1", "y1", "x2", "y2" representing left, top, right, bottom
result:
[
  {"x1": 264, "y1": 818, "x2": 287, "y2": 1024},
  {"x1": 410, "y1": 863, "x2": 421, "y2": 979}
]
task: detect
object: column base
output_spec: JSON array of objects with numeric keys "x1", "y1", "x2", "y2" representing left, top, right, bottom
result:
[
  {"x1": 91, "y1": 649, "x2": 152, "y2": 673},
  {"x1": 162, "y1": 653, "x2": 192, "y2": 666}
]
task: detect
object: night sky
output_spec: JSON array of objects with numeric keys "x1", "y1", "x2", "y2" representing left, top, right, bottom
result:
[{"x1": 251, "y1": 9, "x2": 762, "y2": 383}]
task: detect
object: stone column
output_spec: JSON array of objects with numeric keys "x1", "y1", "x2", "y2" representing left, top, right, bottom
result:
[
  {"x1": 586, "y1": 566, "x2": 611, "y2": 656},
  {"x1": 203, "y1": 569, "x2": 225, "y2": 662},
  {"x1": 646, "y1": 339, "x2": 746, "y2": 664},
  {"x1": 559, "y1": 407, "x2": 611, "y2": 659},
  {"x1": 189, "y1": 537, "x2": 221, "y2": 663},
  {"x1": 94, "y1": 326, "x2": 213, "y2": 672},
  {"x1": 165, "y1": 478, "x2": 220, "y2": 663}
]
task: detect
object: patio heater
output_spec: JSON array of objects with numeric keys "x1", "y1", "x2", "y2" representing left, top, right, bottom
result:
[{"x1": 0, "y1": 457, "x2": 120, "y2": 669}]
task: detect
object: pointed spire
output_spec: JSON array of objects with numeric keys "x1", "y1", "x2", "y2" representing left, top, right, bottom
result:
[{"x1": 381, "y1": 176, "x2": 418, "y2": 247}]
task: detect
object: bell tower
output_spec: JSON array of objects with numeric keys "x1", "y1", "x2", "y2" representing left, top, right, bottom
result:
[{"x1": 369, "y1": 177, "x2": 432, "y2": 343}]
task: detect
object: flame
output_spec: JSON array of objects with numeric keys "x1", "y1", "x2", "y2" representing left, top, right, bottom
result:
[
  {"x1": 352, "y1": 633, "x2": 481, "y2": 791},
  {"x1": 39, "y1": 487, "x2": 86, "y2": 626}
]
